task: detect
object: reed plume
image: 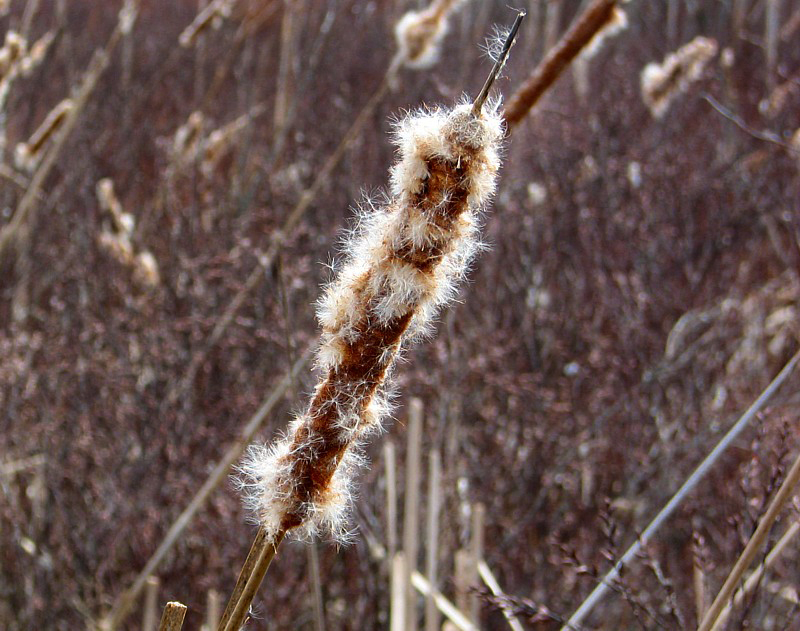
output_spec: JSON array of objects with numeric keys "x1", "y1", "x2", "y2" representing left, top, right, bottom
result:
[{"x1": 640, "y1": 36, "x2": 718, "y2": 118}]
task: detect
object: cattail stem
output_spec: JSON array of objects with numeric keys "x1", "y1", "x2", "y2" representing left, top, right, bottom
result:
[
  {"x1": 218, "y1": 527, "x2": 286, "y2": 631},
  {"x1": 504, "y1": 0, "x2": 618, "y2": 127}
]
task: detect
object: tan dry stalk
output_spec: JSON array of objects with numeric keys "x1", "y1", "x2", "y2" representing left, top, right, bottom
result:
[
  {"x1": 404, "y1": 398, "x2": 424, "y2": 631},
  {"x1": 0, "y1": 1, "x2": 138, "y2": 262},
  {"x1": 205, "y1": 588, "x2": 221, "y2": 631},
  {"x1": 391, "y1": 551, "x2": 407, "y2": 631},
  {"x1": 469, "y1": 503, "x2": 485, "y2": 622},
  {"x1": 710, "y1": 520, "x2": 800, "y2": 630},
  {"x1": 101, "y1": 351, "x2": 309, "y2": 630},
  {"x1": 698, "y1": 448, "x2": 800, "y2": 631},
  {"x1": 424, "y1": 449, "x2": 441, "y2": 631},
  {"x1": 142, "y1": 577, "x2": 160, "y2": 631},
  {"x1": 640, "y1": 36, "x2": 718, "y2": 118},
  {"x1": 477, "y1": 560, "x2": 526, "y2": 631},
  {"x1": 384, "y1": 440, "x2": 398, "y2": 559},
  {"x1": 157, "y1": 602, "x2": 187, "y2": 631},
  {"x1": 504, "y1": 0, "x2": 619, "y2": 128}
]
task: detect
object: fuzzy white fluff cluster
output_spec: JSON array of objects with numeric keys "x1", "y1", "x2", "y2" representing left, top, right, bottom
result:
[
  {"x1": 239, "y1": 101, "x2": 503, "y2": 542},
  {"x1": 640, "y1": 36, "x2": 718, "y2": 118}
]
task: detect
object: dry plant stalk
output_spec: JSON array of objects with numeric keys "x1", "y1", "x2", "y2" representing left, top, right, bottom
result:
[
  {"x1": 698, "y1": 447, "x2": 800, "y2": 631},
  {"x1": 157, "y1": 602, "x2": 187, "y2": 631},
  {"x1": 640, "y1": 36, "x2": 718, "y2": 118},
  {"x1": 504, "y1": 0, "x2": 619, "y2": 128},
  {"x1": 214, "y1": 17, "x2": 523, "y2": 631}
]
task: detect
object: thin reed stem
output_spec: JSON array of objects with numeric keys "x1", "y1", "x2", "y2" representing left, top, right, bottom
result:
[{"x1": 698, "y1": 448, "x2": 800, "y2": 631}]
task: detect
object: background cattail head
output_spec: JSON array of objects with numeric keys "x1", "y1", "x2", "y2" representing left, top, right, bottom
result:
[
  {"x1": 394, "y1": 0, "x2": 464, "y2": 69},
  {"x1": 172, "y1": 111, "x2": 206, "y2": 165},
  {"x1": 239, "y1": 99, "x2": 503, "y2": 542},
  {"x1": 640, "y1": 35, "x2": 718, "y2": 118},
  {"x1": 118, "y1": 0, "x2": 139, "y2": 36},
  {"x1": 179, "y1": 0, "x2": 235, "y2": 48},
  {"x1": 200, "y1": 105, "x2": 265, "y2": 177},
  {"x1": 0, "y1": 30, "x2": 26, "y2": 80},
  {"x1": 96, "y1": 178, "x2": 161, "y2": 289},
  {"x1": 580, "y1": 6, "x2": 628, "y2": 61},
  {"x1": 19, "y1": 31, "x2": 54, "y2": 77},
  {"x1": 14, "y1": 98, "x2": 73, "y2": 172}
]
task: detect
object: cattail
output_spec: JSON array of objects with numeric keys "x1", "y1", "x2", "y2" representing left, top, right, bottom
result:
[
  {"x1": 393, "y1": 0, "x2": 464, "y2": 69},
  {"x1": 200, "y1": 105, "x2": 265, "y2": 177},
  {"x1": 96, "y1": 177, "x2": 134, "y2": 235},
  {"x1": 19, "y1": 31, "x2": 55, "y2": 76},
  {"x1": 640, "y1": 36, "x2": 718, "y2": 118},
  {"x1": 14, "y1": 98, "x2": 73, "y2": 172},
  {"x1": 171, "y1": 110, "x2": 206, "y2": 164},
  {"x1": 179, "y1": 0, "x2": 236, "y2": 48},
  {"x1": 133, "y1": 251, "x2": 161, "y2": 288},
  {"x1": 96, "y1": 178, "x2": 160, "y2": 288},
  {"x1": 573, "y1": 6, "x2": 627, "y2": 99},
  {"x1": 239, "y1": 98, "x2": 504, "y2": 541},
  {"x1": 0, "y1": 31, "x2": 26, "y2": 81}
]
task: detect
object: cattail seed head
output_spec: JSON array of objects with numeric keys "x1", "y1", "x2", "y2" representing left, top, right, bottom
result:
[
  {"x1": 179, "y1": 0, "x2": 235, "y2": 48},
  {"x1": 19, "y1": 31, "x2": 55, "y2": 76},
  {"x1": 640, "y1": 36, "x2": 718, "y2": 118},
  {"x1": 240, "y1": 100, "x2": 503, "y2": 541},
  {"x1": 394, "y1": 0, "x2": 463, "y2": 69},
  {"x1": 0, "y1": 31, "x2": 26, "y2": 80},
  {"x1": 14, "y1": 98, "x2": 73, "y2": 172}
]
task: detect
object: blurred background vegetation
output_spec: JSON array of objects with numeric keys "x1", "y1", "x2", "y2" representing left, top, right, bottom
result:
[{"x1": 1, "y1": 0, "x2": 799, "y2": 629}]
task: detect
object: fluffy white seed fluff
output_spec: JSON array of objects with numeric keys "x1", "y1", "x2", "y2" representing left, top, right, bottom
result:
[
  {"x1": 640, "y1": 36, "x2": 718, "y2": 118},
  {"x1": 240, "y1": 100, "x2": 503, "y2": 542}
]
